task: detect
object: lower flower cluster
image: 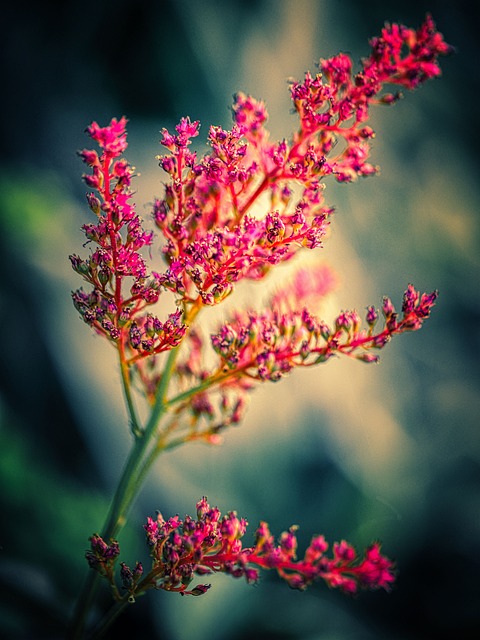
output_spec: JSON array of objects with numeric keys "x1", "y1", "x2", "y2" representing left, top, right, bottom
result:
[{"x1": 87, "y1": 497, "x2": 395, "y2": 601}]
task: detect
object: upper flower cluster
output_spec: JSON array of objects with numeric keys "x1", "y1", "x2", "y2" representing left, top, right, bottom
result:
[
  {"x1": 71, "y1": 117, "x2": 186, "y2": 363},
  {"x1": 290, "y1": 14, "x2": 451, "y2": 181},
  {"x1": 151, "y1": 14, "x2": 450, "y2": 305},
  {"x1": 87, "y1": 497, "x2": 395, "y2": 600},
  {"x1": 70, "y1": 15, "x2": 448, "y2": 426}
]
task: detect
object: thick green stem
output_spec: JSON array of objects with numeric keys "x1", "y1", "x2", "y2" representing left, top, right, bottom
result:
[
  {"x1": 101, "y1": 349, "x2": 183, "y2": 542},
  {"x1": 107, "y1": 345, "x2": 184, "y2": 536},
  {"x1": 67, "y1": 431, "x2": 155, "y2": 639},
  {"x1": 101, "y1": 433, "x2": 153, "y2": 540},
  {"x1": 68, "y1": 345, "x2": 182, "y2": 638}
]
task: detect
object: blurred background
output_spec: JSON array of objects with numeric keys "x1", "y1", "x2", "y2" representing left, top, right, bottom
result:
[{"x1": 1, "y1": 0, "x2": 479, "y2": 638}]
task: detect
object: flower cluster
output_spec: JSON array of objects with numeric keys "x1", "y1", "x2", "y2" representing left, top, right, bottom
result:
[
  {"x1": 71, "y1": 117, "x2": 186, "y2": 364},
  {"x1": 71, "y1": 16, "x2": 449, "y2": 410},
  {"x1": 211, "y1": 283, "x2": 438, "y2": 379},
  {"x1": 151, "y1": 14, "x2": 450, "y2": 305},
  {"x1": 162, "y1": 278, "x2": 436, "y2": 449},
  {"x1": 154, "y1": 114, "x2": 333, "y2": 306},
  {"x1": 85, "y1": 534, "x2": 120, "y2": 581},
  {"x1": 290, "y1": 14, "x2": 451, "y2": 182},
  {"x1": 87, "y1": 497, "x2": 395, "y2": 600}
]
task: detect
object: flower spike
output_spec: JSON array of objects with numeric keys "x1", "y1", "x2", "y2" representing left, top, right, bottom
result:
[{"x1": 86, "y1": 499, "x2": 395, "y2": 599}]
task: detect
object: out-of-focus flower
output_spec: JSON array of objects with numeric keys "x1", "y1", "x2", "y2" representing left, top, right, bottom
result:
[{"x1": 211, "y1": 284, "x2": 437, "y2": 379}]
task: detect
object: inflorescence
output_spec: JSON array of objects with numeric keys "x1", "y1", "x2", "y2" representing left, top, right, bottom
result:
[
  {"x1": 87, "y1": 497, "x2": 395, "y2": 601},
  {"x1": 71, "y1": 14, "x2": 450, "y2": 601}
]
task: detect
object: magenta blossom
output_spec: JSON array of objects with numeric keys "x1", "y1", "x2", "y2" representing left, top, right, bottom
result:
[
  {"x1": 87, "y1": 498, "x2": 395, "y2": 601},
  {"x1": 71, "y1": 15, "x2": 448, "y2": 418}
]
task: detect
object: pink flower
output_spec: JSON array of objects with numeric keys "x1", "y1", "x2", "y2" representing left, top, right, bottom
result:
[
  {"x1": 85, "y1": 534, "x2": 120, "y2": 577},
  {"x1": 87, "y1": 498, "x2": 395, "y2": 597},
  {"x1": 288, "y1": 15, "x2": 451, "y2": 182},
  {"x1": 160, "y1": 117, "x2": 200, "y2": 150},
  {"x1": 146, "y1": 16, "x2": 450, "y2": 313},
  {"x1": 86, "y1": 116, "x2": 128, "y2": 156},
  {"x1": 71, "y1": 116, "x2": 187, "y2": 366},
  {"x1": 210, "y1": 284, "x2": 437, "y2": 381}
]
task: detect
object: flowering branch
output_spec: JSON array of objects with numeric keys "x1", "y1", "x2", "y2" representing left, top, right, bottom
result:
[
  {"x1": 67, "y1": 14, "x2": 450, "y2": 639},
  {"x1": 86, "y1": 498, "x2": 395, "y2": 638}
]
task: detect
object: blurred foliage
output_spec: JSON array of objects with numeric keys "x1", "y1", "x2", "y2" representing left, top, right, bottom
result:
[{"x1": 0, "y1": 407, "x2": 102, "y2": 633}]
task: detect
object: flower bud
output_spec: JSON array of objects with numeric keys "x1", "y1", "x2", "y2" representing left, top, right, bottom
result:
[
  {"x1": 366, "y1": 305, "x2": 378, "y2": 326},
  {"x1": 356, "y1": 352, "x2": 379, "y2": 363},
  {"x1": 86, "y1": 192, "x2": 102, "y2": 215},
  {"x1": 185, "y1": 584, "x2": 211, "y2": 596}
]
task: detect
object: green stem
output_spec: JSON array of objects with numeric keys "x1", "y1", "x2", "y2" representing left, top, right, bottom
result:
[
  {"x1": 119, "y1": 353, "x2": 141, "y2": 436},
  {"x1": 165, "y1": 363, "x2": 249, "y2": 409},
  {"x1": 68, "y1": 346, "x2": 182, "y2": 639},
  {"x1": 130, "y1": 428, "x2": 191, "y2": 498},
  {"x1": 67, "y1": 431, "x2": 153, "y2": 639},
  {"x1": 101, "y1": 433, "x2": 153, "y2": 540},
  {"x1": 107, "y1": 345, "x2": 183, "y2": 537}
]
